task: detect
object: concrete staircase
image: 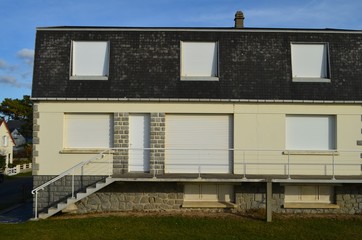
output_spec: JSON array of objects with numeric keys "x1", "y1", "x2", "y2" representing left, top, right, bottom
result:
[{"x1": 38, "y1": 177, "x2": 115, "y2": 219}]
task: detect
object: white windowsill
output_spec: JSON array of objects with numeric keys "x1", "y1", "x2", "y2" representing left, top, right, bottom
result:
[
  {"x1": 283, "y1": 150, "x2": 339, "y2": 156},
  {"x1": 70, "y1": 76, "x2": 108, "y2": 81},
  {"x1": 182, "y1": 201, "x2": 236, "y2": 208},
  {"x1": 284, "y1": 202, "x2": 339, "y2": 209},
  {"x1": 60, "y1": 149, "x2": 114, "y2": 154},
  {"x1": 292, "y1": 77, "x2": 331, "y2": 83},
  {"x1": 180, "y1": 76, "x2": 219, "y2": 81}
]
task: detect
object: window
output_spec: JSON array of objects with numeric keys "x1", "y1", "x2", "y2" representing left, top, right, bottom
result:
[
  {"x1": 284, "y1": 185, "x2": 336, "y2": 208},
  {"x1": 64, "y1": 114, "x2": 113, "y2": 149},
  {"x1": 180, "y1": 42, "x2": 219, "y2": 81},
  {"x1": 71, "y1": 41, "x2": 110, "y2": 80},
  {"x1": 183, "y1": 184, "x2": 234, "y2": 208},
  {"x1": 2, "y1": 136, "x2": 8, "y2": 147},
  {"x1": 286, "y1": 115, "x2": 336, "y2": 150},
  {"x1": 291, "y1": 43, "x2": 330, "y2": 82}
]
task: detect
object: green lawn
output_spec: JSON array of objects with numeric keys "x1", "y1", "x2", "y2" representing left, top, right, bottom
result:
[{"x1": 0, "y1": 214, "x2": 361, "y2": 240}]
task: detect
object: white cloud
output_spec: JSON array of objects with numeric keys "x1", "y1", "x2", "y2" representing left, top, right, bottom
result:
[
  {"x1": 0, "y1": 75, "x2": 21, "y2": 88},
  {"x1": 17, "y1": 48, "x2": 34, "y2": 66},
  {"x1": 0, "y1": 75, "x2": 31, "y2": 89},
  {"x1": 0, "y1": 59, "x2": 8, "y2": 69}
]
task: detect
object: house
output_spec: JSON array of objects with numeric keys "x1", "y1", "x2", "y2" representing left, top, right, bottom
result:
[
  {"x1": 31, "y1": 12, "x2": 362, "y2": 220},
  {"x1": 0, "y1": 120, "x2": 15, "y2": 169},
  {"x1": 7, "y1": 120, "x2": 27, "y2": 152}
]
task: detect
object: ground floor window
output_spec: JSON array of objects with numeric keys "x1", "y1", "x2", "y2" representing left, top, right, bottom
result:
[
  {"x1": 183, "y1": 184, "x2": 234, "y2": 208},
  {"x1": 64, "y1": 113, "x2": 114, "y2": 149},
  {"x1": 284, "y1": 185, "x2": 337, "y2": 208}
]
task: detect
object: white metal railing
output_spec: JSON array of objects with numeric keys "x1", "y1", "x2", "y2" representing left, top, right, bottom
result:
[
  {"x1": 31, "y1": 149, "x2": 113, "y2": 219},
  {"x1": 31, "y1": 148, "x2": 362, "y2": 219}
]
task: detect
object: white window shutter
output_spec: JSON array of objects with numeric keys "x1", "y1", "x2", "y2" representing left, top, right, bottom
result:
[
  {"x1": 286, "y1": 115, "x2": 335, "y2": 150},
  {"x1": 65, "y1": 114, "x2": 113, "y2": 148},
  {"x1": 181, "y1": 42, "x2": 218, "y2": 77},
  {"x1": 291, "y1": 44, "x2": 328, "y2": 78},
  {"x1": 72, "y1": 41, "x2": 110, "y2": 76}
]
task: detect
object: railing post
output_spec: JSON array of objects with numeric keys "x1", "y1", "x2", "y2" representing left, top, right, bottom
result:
[
  {"x1": 153, "y1": 148, "x2": 156, "y2": 179},
  {"x1": 287, "y1": 152, "x2": 291, "y2": 179},
  {"x1": 108, "y1": 149, "x2": 112, "y2": 177},
  {"x1": 71, "y1": 170, "x2": 75, "y2": 199},
  {"x1": 34, "y1": 191, "x2": 38, "y2": 220},
  {"x1": 332, "y1": 152, "x2": 336, "y2": 180},
  {"x1": 242, "y1": 151, "x2": 247, "y2": 180}
]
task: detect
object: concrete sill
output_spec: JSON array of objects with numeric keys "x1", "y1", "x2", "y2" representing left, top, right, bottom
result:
[
  {"x1": 292, "y1": 77, "x2": 331, "y2": 83},
  {"x1": 284, "y1": 203, "x2": 339, "y2": 209},
  {"x1": 182, "y1": 201, "x2": 236, "y2": 208},
  {"x1": 180, "y1": 76, "x2": 219, "y2": 81},
  {"x1": 59, "y1": 149, "x2": 114, "y2": 154},
  {"x1": 70, "y1": 76, "x2": 108, "y2": 81},
  {"x1": 283, "y1": 150, "x2": 339, "y2": 156}
]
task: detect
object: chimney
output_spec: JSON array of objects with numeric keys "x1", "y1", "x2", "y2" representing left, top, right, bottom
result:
[{"x1": 234, "y1": 11, "x2": 245, "y2": 28}]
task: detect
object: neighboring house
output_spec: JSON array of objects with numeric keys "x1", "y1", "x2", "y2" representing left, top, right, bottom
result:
[
  {"x1": 11, "y1": 129, "x2": 26, "y2": 152},
  {"x1": 31, "y1": 12, "x2": 362, "y2": 219},
  {"x1": 0, "y1": 120, "x2": 15, "y2": 168},
  {"x1": 7, "y1": 120, "x2": 28, "y2": 152}
]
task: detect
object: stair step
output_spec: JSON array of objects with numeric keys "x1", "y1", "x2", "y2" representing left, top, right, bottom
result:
[
  {"x1": 86, "y1": 187, "x2": 97, "y2": 194},
  {"x1": 48, "y1": 207, "x2": 58, "y2": 215},
  {"x1": 57, "y1": 202, "x2": 68, "y2": 209},
  {"x1": 96, "y1": 182, "x2": 106, "y2": 188},
  {"x1": 67, "y1": 197, "x2": 77, "y2": 204},
  {"x1": 37, "y1": 177, "x2": 114, "y2": 219},
  {"x1": 39, "y1": 213, "x2": 49, "y2": 219},
  {"x1": 77, "y1": 192, "x2": 88, "y2": 199}
]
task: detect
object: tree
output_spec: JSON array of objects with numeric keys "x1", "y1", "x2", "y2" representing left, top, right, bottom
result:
[
  {"x1": 0, "y1": 95, "x2": 32, "y2": 121},
  {"x1": 0, "y1": 95, "x2": 33, "y2": 139}
]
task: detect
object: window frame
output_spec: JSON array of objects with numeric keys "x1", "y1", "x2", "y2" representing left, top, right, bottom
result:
[
  {"x1": 70, "y1": 41, "x2": 110, "y2": 80},
  {"x1": 283, "y1": 185, "x2": 338, "y2": 209},
  {"x1": 290, "y1": 42, "x2": 331, "y2": 83},
  {"x1": 285, "y1": 115, "x2": 336, "y2": 151},
  {"x1": 63, "y1": 113, "x2": 114, "y2": 150},
  {"x1": 180, "y1": 41, "x2": 219, "y2": 81}
]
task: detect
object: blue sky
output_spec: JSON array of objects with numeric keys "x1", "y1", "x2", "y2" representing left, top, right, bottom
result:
[{"x1": 1, "y1": 0, "x2": 362, "y2": 101}]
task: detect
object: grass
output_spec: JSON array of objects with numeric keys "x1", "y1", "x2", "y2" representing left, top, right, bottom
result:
[{"x1": 0, "y1": 214, "x2": 361, "y2": 240}]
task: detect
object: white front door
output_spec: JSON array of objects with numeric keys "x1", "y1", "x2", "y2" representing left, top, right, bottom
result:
[{"x1": 129, "y1": 114, "x2": 150, "y2": 172}]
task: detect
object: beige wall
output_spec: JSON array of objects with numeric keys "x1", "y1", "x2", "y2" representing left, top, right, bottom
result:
[
  {"x1": 0, "y1": 123, "x2": 15, "y2": 165},
  {"x1": 34, "y1": 101, "x2": 362, "y2": 176}
]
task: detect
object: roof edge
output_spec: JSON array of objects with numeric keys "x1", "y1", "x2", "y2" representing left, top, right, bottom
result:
[
  {"x1": 35, "y1": 26, "x2": 362, "y2": 34},
  {"x1": 30, "y1": 97, "x2": 362, "y2": 104}
]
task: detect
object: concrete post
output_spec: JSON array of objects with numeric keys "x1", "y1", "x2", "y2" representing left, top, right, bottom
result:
[{"x1": 266, "y1": 180, "x2": 273, "y2": 222}]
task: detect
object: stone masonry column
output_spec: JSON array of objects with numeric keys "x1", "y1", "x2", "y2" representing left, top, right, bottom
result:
[
  {"x1": 150, "y1": 113, "x2": 165, "y2": 175},
  {"x1": 113, "y1": 112, "x2": 129, "y2": 174}
]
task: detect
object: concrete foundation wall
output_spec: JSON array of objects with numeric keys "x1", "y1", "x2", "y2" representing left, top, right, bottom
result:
[
  {"x1": 235, "y1": 183, "x2": 362, "y2": 214},
  {"x1": 33, "y1": 176, "x2": 361, "y2": 215},
  {"x1": 76, "y1": 182, "x2": 183, "y2": 213}
]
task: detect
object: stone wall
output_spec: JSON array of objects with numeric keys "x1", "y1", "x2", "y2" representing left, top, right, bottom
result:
[
  {"x1": 34, "y1": 176, "x2": 361, "y2": 215},
  {"x1": 32, "y1": 103, "x2": 40, "y2": 174},
  {"x1": 150, "y1": 113, "x2": 165, "y2": 175},
  {"x1": 33, "y1": 175, "x2": 106, "y2": 213},
  {"x1": 113, "y1": 113, "x2": 129, "y2": 174},
  {"x1": 76, "y1": 182, "x2": 183, "y2": 213},
  {"x1": 235, "y1": 183, "x2": 362, "y2": 214}
]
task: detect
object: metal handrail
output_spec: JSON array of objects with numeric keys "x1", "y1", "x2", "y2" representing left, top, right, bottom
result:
[{"x1": 31, "y1": 149, "x2": 112, "y2": 219}]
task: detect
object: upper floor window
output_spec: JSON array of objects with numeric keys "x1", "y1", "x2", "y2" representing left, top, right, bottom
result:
[
  {"x1": 180, "y1": 41, "x2": 219, "y2": 81},
  {"x1": 70, "y1": 41, "x2": 110, "y2": 80},
  {"x1": 286, "y1": 115, "x2": 336, "y2": 150},
  {"x1": 291, "y1": 43, "x2": 330, "y2": 82}
]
